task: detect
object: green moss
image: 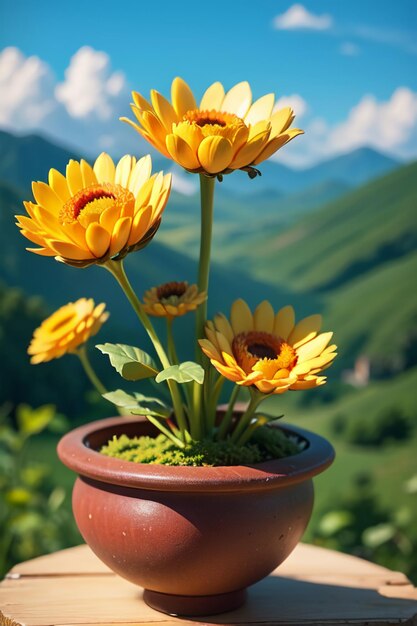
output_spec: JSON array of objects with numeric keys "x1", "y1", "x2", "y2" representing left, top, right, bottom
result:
[{"x1": 99, "y1": 425, "x2": 301, "y2": 466}]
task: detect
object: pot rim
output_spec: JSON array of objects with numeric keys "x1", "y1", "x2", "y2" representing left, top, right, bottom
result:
[{"x1": 58, "y1": 416, "x2": 335, "y2": 493}]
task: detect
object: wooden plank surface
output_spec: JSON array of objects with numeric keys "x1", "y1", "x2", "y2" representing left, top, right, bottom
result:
[{"x1": 1, "y1": 543, "x2": 417, "y2": 626}]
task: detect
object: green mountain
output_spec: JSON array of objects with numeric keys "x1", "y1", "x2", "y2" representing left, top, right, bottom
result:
[
  {"x1": 0, "y1": 182, "x2": 316, "y2": 332},
  {"x1": 0, "y1": 128, "x2": 399, "y2": 198},
  {"x1": 235, "y1": 161, "x2": 417, "y2": 290},
  {"x1": 0, "y1": 130, "x2": 80, "y2": 194},
  {"x1": 222, "y1": 161, "x2": 417, "y2": 374}
]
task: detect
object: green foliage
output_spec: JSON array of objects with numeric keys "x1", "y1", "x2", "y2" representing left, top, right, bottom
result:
[
  {"x1": 100, "y1": 425, "x2": 300, "y2": 466},
  {"x1": 332, "y1": 407, "x2": 414, "y2": 446},
  {"x1": 155, "y1": 361, "x2": 205, "y2": 385},
  {"x1": 103, "y1": 389, "x2": 171, "y2": 418},
  {"x1": 0, "y1": 404, "x2": 79, "y2": 578},
  {"x1": 96, "y1": 343, "x2": 158, "y2": 381},
  {"x1": 313, "y1": 475, "x2": 417, "y2": 583}
]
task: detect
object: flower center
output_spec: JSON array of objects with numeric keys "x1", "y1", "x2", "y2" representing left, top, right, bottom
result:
[
  {"x1": 59, "y1": 183, "x2": 134, "y2": 228},
  {"x1": 156, "y1": 281, "x2": 187, "y2": 303},
  {"x1": 232, "y1": 331, "x2": 297, "y2": 375},
  {"x1": 180, "y1": 109, "x2": 247, "y2": 140}
]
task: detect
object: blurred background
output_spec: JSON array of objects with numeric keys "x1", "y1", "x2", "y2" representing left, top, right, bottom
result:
[{"x1": 1, "y1": 0, "x2": 416, "y2": 582}]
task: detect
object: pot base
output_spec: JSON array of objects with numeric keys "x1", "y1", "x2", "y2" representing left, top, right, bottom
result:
[{"x1": 143, "y1": 587, "x2": 247, "y2": 617}]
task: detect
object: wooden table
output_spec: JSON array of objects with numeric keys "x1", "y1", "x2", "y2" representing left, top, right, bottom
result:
[{"x1": 1, "y1": 543, "x2": 417, "y2": 626}]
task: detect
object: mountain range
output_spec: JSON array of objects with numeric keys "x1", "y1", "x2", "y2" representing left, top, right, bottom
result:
[
  {"x1": 0, "y1": 128, "x2": 399, "y2": 198},
  {"x1": 0, "y1": 128, "x2": 415, "y2": 380}
]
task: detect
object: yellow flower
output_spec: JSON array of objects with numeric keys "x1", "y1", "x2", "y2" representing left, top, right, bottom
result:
[
  {"x1": 199, "y1": 299, "x2": 337, "y2": 394},
  {"x1": 16, "y1": 154, "x2": 171, "y2": 267},
  {"x1": 28, "y1": 298, "x2": 109, "y2": 364},
  {"x1": 143, "y1": 281, "x2": 206, "y2": 318},
  {"x1": 121, "y1": 78, "x2": 303, "y2": 177}
]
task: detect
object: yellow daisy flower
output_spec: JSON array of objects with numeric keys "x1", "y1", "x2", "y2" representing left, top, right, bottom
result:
[
  {"x1": 121, "y1": 78, "x2": 303, "y2": 177},
  {"x1": 199, "y1": 299, "x2": 337, "y2": 394},
  {"x1": 16, "y1": 153, "x2": 171, "y2": 267},
  {"x1": 28, "y1": 298, "x2": 109, "y2": 364},
  {"x1": 143, "y1": 281, "x2": 206, "y2": 318}
]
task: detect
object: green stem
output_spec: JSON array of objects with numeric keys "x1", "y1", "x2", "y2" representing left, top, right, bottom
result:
[
  {"x1": 191, "y1": 382, "x2": 203, "y2": 440},
  {"x1": 217, "y1": 384, "x2": 240, "y2": 440},
  {"x1": 167, "y1": 317, "x2": 195, "y2": 431},
  {"x1": 230, "y1": 392, "x2": 264, "y2": 444},
  {"x1": 103, "y1": 259, "x2": 188, "y2": 441},
  {"x1": 207, "y1": 375, "x2": 225, "y2": 433},
  {"x1": 195, "y1": 174, "x2": 215, "y2": 356},
  {"x1": 166, "y1": 318, "x2": 179, "y2": 364},
  {"x1": 234, "y1": 417, "x2": 265, "y2": 447},
  {"x1": 76, "y1": 345, "x2": 107, "y2": 396},
  {"x1": 146, "y1": 414, "x2": 185, "y2": 448}
]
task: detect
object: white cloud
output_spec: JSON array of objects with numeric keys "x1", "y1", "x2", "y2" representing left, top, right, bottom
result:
[
  {"x1": 273, "y1": 4, "x2": 333, "y2": 31},
  {"x1": 0, "y1": 46, "x2": 148, "y2": 161},
  {"x1": 327, "y1": 87, "x2": 417, "y2": 155},
  {"x1": 274, "y1": 88, "x2": 417, "y2": 167},
  {"x1": 354, "y1": 25, "x2": 417, "y2": 56},
  {"x1": 339, "y1": 42, "x2": 360, "y2": 56},
  {"x1": 55, "y1": 47, "x2": 126, "y2": 120},
  {"x1": 170, "y1": 168, "x2": 198, "y2": 196},
  {"x1": 0, "y1": 47, "x2": 56, "y2": 129},
  {"x1": 274, "y1": 94, "x2": 308, "y2": 118}
]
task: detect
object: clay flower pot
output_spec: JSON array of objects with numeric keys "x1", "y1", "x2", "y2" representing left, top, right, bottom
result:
[{"x1": 58, "y1": 415, "x2": 334, "y2": 616}]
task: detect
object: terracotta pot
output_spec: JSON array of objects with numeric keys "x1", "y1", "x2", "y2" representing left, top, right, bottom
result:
[{"x1": 58, "y1": 415, "x2": 334, "y2": 616}]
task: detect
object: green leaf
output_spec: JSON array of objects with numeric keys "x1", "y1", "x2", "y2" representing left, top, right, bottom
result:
[
  {"x1": 103, "y1": 389, "x2": 171, "y2": 418},
  {"x1": 16, "y1": 404, "x2": 56, "y2": 437},
  {"x1": 362, "y1": 523, "x2": 396, "y2": 548},
  {"x1": 318, "y1": 510, "x2": 354, "y2": 537},
  {"x1": 156, "y1": 361, "x2": 205, "y2": 385},
  {"x1": 96, "y1": 343, "x2": 158, "y2": 381}
]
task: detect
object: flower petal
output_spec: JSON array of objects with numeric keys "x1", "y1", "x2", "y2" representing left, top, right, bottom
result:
[
  {"x1": 222, "y1": 81, "x2": 252, "y2": 118},
  {"x1": 93, "y1": 153, "x2": 115, "y2": 184},
  {"x1": 245, "y1": 94, "x2": 275, "y2": 126},
  {"x1": 48, "y1": 169, "x2": 71, "y2": 203},
  {"x1": 253, "y1": 130, "x2": 304, "y2": 165},
  {"x1": 289, "y1": 314, "x2": 322, "y2": 348},
  {"x1": 166, "y1": 134, "x2": 200, "y2": 170},
  {"x1": 150, "y1": 89, "x2": 179, "y2": 131},
  {"x1": 80, "y1": 159, "x2": 97, "y2": 188},
  {"x1": 270, "y1": 107, "x2": 294, "y2": 137},
  {"x1": 31, "y1": 182, "x2": 62, "y2": 214},
  {"x1": 253, "y1": 300, "x2": 275, "y2": 333},
  {"x1": 197, "y1": 136, "x2": 233, "y2": 174},
  {"x1": 213, "y1": 313, "x2": 234, "y2": 344},
  {"x1": 128, "y1": 155, "x2": 152, "y2": 196},
  {"x1": 48, "y1": 239, "x2": 93, "y2": 260},
  {"x1": 66, "y1": 160, "x2": 84, "y2": 195},
  {"x1": 85, "y1": 222, "x2": 111, "y2": 258},
  {"x1": 229, "y1": 130, "x2": 269, "y2": 169},
  {"x1": 171, "y1": 77, "x2": 197, "y2": 117},
  {"x1": 200, "y1": 81, "x2": 225, "y2": 111},
  {"x1": 115, "y1": 155, "x2": 134, "y2": 187},
  {"x1": 273, "y1": 306, "x2": 295, "y2": 340},
  {"x1": 110, "y1": 217, "x2": 132, "y2": 256},
  {"x1": 297, "y1": 332, "x2": 333, "y2": 363},
  {"x1": 230, "y1": 299, "x2": 253, "y2": 334}
]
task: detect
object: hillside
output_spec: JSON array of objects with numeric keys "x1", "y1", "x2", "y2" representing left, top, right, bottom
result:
[
  {"x1": 0, "y1": 130, "x2": 80, "y2": 194},
  {"x1": 0, "y1": 183, "x2": 317, "y2": 334},
  {"x1": 0, "y1": 129, "x2": 399, "y2": 198},
  {"x1": 236, "y1": 161, "x2": 417, "y2": 293}
]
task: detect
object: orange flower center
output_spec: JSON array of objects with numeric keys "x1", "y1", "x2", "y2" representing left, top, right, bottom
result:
[
  {"x1": 156, "y1": 281, "x2": 187, "y2": 303},
  {"x1": 232, "y1": 331, "x2": 297, "y2": 375},
  {"x1": 180, "y1": 109, "x2": 248, "y2": 141},
  {"x1": 59, "y1": 183, "x2": 134, "y2": 228}
]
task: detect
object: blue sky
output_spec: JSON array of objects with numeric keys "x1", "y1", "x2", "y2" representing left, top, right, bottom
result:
[{"x1": 1, "y1": 0, "x2": 417, "y2": 167}]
